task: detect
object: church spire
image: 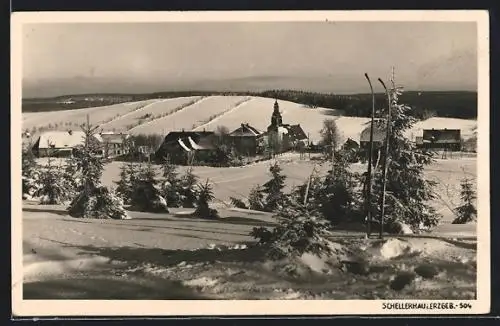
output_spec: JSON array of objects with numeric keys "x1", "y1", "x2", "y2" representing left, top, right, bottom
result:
[{"x1": 268, "y1": 99, "x2": 283, "y2": 132}]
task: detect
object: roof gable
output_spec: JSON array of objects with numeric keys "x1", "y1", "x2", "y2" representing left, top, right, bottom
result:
[{"x1": 229, "y1": 123, "x2": 262, "y2": 137}]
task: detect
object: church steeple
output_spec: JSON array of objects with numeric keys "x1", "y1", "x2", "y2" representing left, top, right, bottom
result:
[{"x1": 269, "y1": 99, "x2": 283, "y2": 131}]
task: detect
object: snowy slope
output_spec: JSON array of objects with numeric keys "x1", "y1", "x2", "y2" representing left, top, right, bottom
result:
[{"x1": 128, "y1": 96, "x2": 250, "y2": 135}]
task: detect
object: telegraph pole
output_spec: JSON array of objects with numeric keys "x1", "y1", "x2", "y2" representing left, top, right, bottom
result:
[
  {"x1": 377, "y1": 67, "x2": 394, "y2": 239},
  {"x1": 364, "y1": 73, "x2": 376, "y2": 238}
]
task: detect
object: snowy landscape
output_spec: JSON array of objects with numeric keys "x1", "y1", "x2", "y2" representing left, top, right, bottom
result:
[
  {"x1": 17, "y1": 18, "x2": 482, "y2": 306},
  {"x1": 21, "y1": 99, "x2": 478, "y2": 299}
]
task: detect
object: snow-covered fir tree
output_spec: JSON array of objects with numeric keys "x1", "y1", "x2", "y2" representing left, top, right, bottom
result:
[
  {"x1": 261, "y1": 162, "x2": 287, "y2": 212},
  {"x1": 317, "y1": 148, "x2": 360, "y2": 225},
  {"x1": 193, "y1": 179, "x2": 219, "y2": 219},
  {"x1": 452, "y1": 176, "x2": 477, "y2": 224},
  {"x1": 179, "y1": 167, "x2": 199, "y2": 208},
  {"x1": 115, "y1": 161, "x2": 137, "y2": 204},
  {"x1": 68, "y1": 119, "x2": 129, "y2": 219},
  {"x1": 251, "y1": 174, "x2": 333, "y2": 260},
  {"x1": 372, "y1": 74, "x2": 440, "y2": 230},
  {"x1": 129, "y1": 161, "x2": 168, "y2": 212},
  {"x1": 161, "y1": 158, "x2": 182, "y2": 207},
  {"x1": 22, "y1": 144, "x2": 40, "y2": 199},
  {"x1": 248, "y1": 185, "x2": 265, "y2": 211},
  {"x1": 35, "y1": 155, "x2": 71, "y2": 205}
]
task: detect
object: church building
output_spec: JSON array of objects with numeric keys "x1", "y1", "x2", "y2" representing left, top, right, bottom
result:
[{"x1": 265, "y1": 100, "x2": 308, "y2": 153}]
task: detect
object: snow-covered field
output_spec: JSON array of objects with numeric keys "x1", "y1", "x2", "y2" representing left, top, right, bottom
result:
[
  {"x1": 128, "y1": 96, "x2": 251, "y2": 135},
  {"x1": 34, "y1": 154, "x2": 477, "y2": 224},
  {"x1": 22, "y1": 203, "x2": 476, "y2": 300},
  {"x1": 20, "y1": 96, "x2": 478, "y2": 300},
  {"x1": 22, "y1": 96, "x2": 477, "y2": 145},
  {"x1": 99, "y1": 96, "x2": 203, "y2": 132}
]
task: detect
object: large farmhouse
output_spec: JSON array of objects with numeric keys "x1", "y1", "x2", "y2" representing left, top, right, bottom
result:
[
  {"x1": 421, "y1": 128, "x2": 461, "y2": 151},
  {"x1": 155, "y1": 131, "x2": 216, "y2": 164},
  {"x1": 32, "y1": 130, "x2": 103, "y2": 157}
]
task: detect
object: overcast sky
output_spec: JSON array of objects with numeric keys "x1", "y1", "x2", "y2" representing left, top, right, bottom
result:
[{"x1": 22, "y1": 22, "x2": 477, "y2": 97}]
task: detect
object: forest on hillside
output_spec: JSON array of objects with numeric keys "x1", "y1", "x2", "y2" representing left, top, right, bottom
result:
[{"x1": 22, "y1": 89, "x2": 477, "y2": 120}]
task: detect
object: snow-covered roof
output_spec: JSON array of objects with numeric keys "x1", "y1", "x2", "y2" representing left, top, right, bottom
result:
[
  {"x1": 187, "y1": 137, "x2": 204, "y2": 150},
  {"x1": 229, "y1": 123, "x2": 262, "y2": 137},
  {"x1": 36, "y1": 130, "x2": 102, "y2": 149},
  {"x1": 177, "y1": 138, "x2": 192, "y2": 152}
]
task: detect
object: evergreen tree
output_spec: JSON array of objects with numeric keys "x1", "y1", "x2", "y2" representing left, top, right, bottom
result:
[
  {"x1": 248, "y1": 185, "x2": 265, "y2": 211},
  {"x1": 251, "y1": 183, "x2": 333, "y2": 260},
  {"x1": 129, "y1": 162, "x2": 168, "y2": 212},
  {"x1": 22, "y1": 144, "x2": 39, "y2": 198},
  {"x1": 179, "y1": 167, "x2": 199, "y2": 208},
  {"x1": 230, "y1": 196, "x2": 248, "y2": 209},
  {"x1": 35, "y1": 156, "x2": 70, "y2": 205},
  {"x1": 62, "y1": 155, "x2": 81, "y2": 199},
  {"x1": 452, "y1": 176, "x2": 477, "y2": 224},
  {"x1": 193, "y1": 179, "x2": 219, "y2": 219},
  {"x1": 261, "y1": 162, "x2": 287, "y2": 212},
  {"x1": 68, "y1": 119, "x2": 129, "y2": 219},
  {"x1": 115, "y1": 161, "x2": 137, "y2": 204},
  {"x1": 372, "y1": 76, "x2": 440, "y2": 230},
  {"x1": 317, "y1": 148, "x2": 361, "y2": 225},
  {"x1": 161, "y1": 158, "x2": 182, "y2": 207}
]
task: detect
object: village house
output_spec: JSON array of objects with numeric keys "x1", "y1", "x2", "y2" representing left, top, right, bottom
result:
[
  {"x1": 99, "y1": 131, "x2": 131, "y2": 158},
  {"x1": 32, "y1": 130, "x2": 103, "y2": 157},
  {"x1": 154, "y1": 131, "x2": 216, "y2": 164},
  {"x1": 420, "y1": 128, "x2": 461, "y2": 151},
  {"x1": 228, "y1": 123, "x2": 265, "y2": 156}
]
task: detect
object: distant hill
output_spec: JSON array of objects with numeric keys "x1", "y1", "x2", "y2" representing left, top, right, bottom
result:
[{"x1": 22, "y1": 89, "x2": 477, "y2": 120}]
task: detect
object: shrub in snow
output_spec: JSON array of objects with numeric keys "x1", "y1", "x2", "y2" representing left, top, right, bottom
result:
[
  {"x1": 115, "y1": 161, "x2": 137, "y2": 204},
  {"x1": 22, "y1": 146, "x2": 39, "y2": 197},
  {"x1": 179, "y1": 167, "x2": 199, "y2": 208},
  {"x1": 68, "y1": 184, "x2": 130, "y2": 219},
  {"x1": 161, "y1": 159, "x2": 182, "y2": 207},
  {"x1": 248, "y1": 185, "x2": 265, "y2": 211},
  {"x1": 193, "y1": 179, "x2": 219, "y2": 219},
  {"x1": 452, "y1": 176, "x2": 477, "y2": 224},
  {"x1": 261, "y1": 162, "x2": 288, "y2": 212},
  {"x1": 251, "y1": 199, "x2": 333, "y2": 260},
  {"x1": 230, "y1": 196, "x2": 248, "y2": 209},
  {"x1": 316, "y1": 149, "x2": 361, "y2": 225},
  {"x1": 34, "y1": 159, "x2": 72, "y2": 205},
  {"x1": 129, "y1": 162, "x2": 168, "y2": 213}
]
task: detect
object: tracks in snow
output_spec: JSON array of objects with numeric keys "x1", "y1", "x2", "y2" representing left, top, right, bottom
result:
[
  {"x1": 98, "y1": 99, "x2": 164, "y2": 130},
  {"x1": 193, "y1": 97, "x2": 253, "y2": 131},
  {"x1": 127, "y1": 96, "x2": 210, "y2": 133}
]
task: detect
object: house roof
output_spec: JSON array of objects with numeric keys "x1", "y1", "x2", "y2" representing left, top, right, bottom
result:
[
  {"x1": 36, "y1": 130, "x2": 101, "y2": 149},
  {"x1": 229, "y1": 123, "x2": 262, "y2": 137},
  {"x1": 100, "y1": 132, "x2": 129, "y2": 144},
  {"x1": 423, "y1": 129, "x2": 461, "y2": 142},
  {"x1": 359, "y1": 123, "x2": 386, "y2": 143},
  {"x1": 164, "y1": 135, "x2": 215, "y2": 152},
  {"x1": 163, "y1": 131, "x2": 215, "y2": 143},
  {"x1": 285, "y1": 124, "x2": 307, "y2": 141}
]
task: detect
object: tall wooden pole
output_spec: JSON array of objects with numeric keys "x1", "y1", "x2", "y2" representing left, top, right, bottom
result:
[
  {"x1": 364, "y1": 73, "x2": 376, "y2": 238},
  {"x1": 377, "y1": 68, "x2": 394, "y2": 239}
]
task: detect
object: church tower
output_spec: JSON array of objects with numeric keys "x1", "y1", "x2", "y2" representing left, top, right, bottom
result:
[{"x1": 268, "y1": 99, "x2": 283, "y2": 132}]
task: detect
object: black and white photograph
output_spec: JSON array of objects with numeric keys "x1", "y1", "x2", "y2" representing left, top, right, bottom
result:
[{"x1": 12, "y1": 11, "x2": 490, "y2": 316}]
